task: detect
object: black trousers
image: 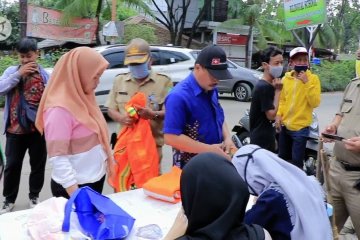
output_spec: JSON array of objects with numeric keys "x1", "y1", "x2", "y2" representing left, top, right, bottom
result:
[
  {"x1": 3, "y1": 131, "x2": 47, "y2": 203},
  {"x1": 51, "y1": 175, "x2": 106, "y2": 199}
]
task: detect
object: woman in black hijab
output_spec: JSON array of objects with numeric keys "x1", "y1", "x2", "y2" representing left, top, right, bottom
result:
[{"x1": 164, "y1": 153, "x2": 267, "y2": 240}]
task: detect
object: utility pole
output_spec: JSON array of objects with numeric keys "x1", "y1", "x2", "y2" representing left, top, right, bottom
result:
[
  {"x1": 19, "y1": 0, "x2": 28, "y2": 38},
  {"x1": 111, "y1": 0, "x2": 117, "y2": 44}
]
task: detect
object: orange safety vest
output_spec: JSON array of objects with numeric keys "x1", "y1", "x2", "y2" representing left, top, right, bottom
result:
[{"x1": 109, "y1": 92, "x2": 159, "y2": 192}]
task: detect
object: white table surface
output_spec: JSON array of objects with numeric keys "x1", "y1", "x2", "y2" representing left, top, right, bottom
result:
[
  {"x1": 0, "y1": 189, "x2": 181, "y2": 240},
  {"x1": 0, "y1": 189, "x2": 254, "y2": 240}
]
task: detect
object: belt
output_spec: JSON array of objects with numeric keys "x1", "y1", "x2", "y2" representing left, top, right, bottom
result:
[{"x1": 338, "y1": 160, "x2": 360, "y2": 171}]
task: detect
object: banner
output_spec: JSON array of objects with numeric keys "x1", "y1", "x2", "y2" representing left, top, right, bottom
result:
[
  {"x1": 217, "y1": 33, "x2": 247, "y2": 45},
  {"x1": 284, "y1": 0, "x2": 327, "y2": 30},
  {"x1": 26, "y1": 5, "x2": 98, "y2": 44}
]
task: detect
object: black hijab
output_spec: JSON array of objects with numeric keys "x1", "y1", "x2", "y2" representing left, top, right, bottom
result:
[{"x1": 178, "y1": 153, "x2": 264, "y2": 240}]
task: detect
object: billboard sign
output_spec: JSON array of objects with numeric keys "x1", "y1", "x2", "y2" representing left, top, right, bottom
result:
[
  {"x1": 27, "y1": 5, "x2": 97, "y2": 44},
  {"x1": 284, "y1": 0, "x2": 327, "y2": 30}
]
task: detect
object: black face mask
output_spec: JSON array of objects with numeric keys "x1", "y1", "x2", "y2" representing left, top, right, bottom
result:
[
  {"x1": 235, "y1": 148, "x2": 261, "y2": 196},
  {"x1": 294, "y1": 65, "x2": 308, "y2": 73}
]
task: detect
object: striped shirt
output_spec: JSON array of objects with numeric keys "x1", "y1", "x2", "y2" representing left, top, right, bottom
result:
[{"x1": 44, "y1": 107, "x2": 106, "y2": 188}]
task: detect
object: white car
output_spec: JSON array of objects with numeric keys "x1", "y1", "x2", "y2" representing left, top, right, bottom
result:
[
  {"x1": 93, "y1": 45, "x2": 198, "y2": 112},
  {"x1": 47, "y1": 45, "x2": 262, "y2": 112}
]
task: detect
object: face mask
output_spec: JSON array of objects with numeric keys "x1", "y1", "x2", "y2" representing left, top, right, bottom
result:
[
  {"x1": 235, "y1": 148, "x2": 261, "y2": 196},
  {"x1": 129, "y1": 62, "x2": 149, "y2": 79},
  {"x1": 294, "y1": 65, "x2": 308, "y2": 73},
  {"x1": 269, "y1": 65, "x2": 283, "y2": 78}
]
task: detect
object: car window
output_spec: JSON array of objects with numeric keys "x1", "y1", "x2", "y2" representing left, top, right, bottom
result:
[
  {"x1": 151, "y1": 51, "x2": 161, "y2": 66},
  {"x1": 160, "y1": 50, "x2": 190, "y2": 65},
  {"x1": 227, "y1": 61, "x2": 236, "y2": 69},
  {"x1": 103, "y1": 51, "x2": 125, "y2": 69},
  {"x1": 190, "y1": 51, "x2": 200, "y2": 59}
]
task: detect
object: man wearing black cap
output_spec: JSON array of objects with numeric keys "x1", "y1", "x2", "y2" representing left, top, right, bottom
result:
[{"x1": 164, "y1": 45, "x2": 236, "y2": 168}]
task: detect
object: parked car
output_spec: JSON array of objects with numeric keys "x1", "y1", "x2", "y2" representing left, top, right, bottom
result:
[{"x1": 46, "y1": 45, "x2": 262, "y2": 112}]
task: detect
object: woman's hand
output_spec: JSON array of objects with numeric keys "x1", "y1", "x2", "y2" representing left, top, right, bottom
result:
[
  {"x1": 66, "y1": 184, "x2": 79, "y2": 196},
  {"x1": 163, "y1": 208, "x2": 188, "y2": 240}
]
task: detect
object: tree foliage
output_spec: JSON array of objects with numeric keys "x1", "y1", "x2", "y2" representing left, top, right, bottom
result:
[
  {"x1": 122, "y1": 24, "x2": 157, "y2": 44},
  {"x1": 224, "y1": 0, "x2": 359, "y2": 54},
  {"x1": 0, "y1": 1, "x2": 20, "y2": 48}
]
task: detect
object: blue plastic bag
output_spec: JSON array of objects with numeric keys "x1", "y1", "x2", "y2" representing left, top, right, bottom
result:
[{"x1": 62, "y1": 186, "x2": 135, "y2": 239}]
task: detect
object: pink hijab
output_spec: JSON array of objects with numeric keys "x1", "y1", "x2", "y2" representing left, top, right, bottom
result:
[{"x1": 35, "y1": 47, "x2": 112, "y2": 160}]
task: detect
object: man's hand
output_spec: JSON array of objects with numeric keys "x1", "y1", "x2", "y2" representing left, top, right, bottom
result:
[
  {"x1": 135, "y1": 105, "x2": 155, "y2": 120},
  {"x1": 222, "y1": 138, "x2": 237, "y2": 156},
  {"x1": 18, "y1": 62, "x2": 38, "y2": 77},
  {"x1": 321, "y1": 124, "x2": 337, "y2": 142},
  {"x1": 275, "y1": 115, "x2": 282, "y2": 133},
  {"x1": 207, "y1": 144, "x2": 231, "y2": 160},
  {"x1": 119, "y1": 115, "x2": 136, "y2": 126},
  {"x1": 343, "y1": 137, "x2": 360, "y2": 152},
  {"x1": 273, "y1": 78, "x2": 283, "y2": 91},
  {"x1": 163, "y1": 208, "x2": 188, "y2": 240},
  {"x1": 296, "y1": 71, "x2": 308, "y2": 84}
]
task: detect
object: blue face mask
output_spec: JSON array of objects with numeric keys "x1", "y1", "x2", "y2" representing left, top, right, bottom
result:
[
  {"x1": 129, "y1": 62, "x2": 149, "y2": 79},
  {"x1": 269, "y1": 65, "x2": 284, "y2": 78}
]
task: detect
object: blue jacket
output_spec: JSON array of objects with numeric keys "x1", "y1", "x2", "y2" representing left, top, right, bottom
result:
[{"x1": 0, "y1": 65, "x2": 49, "y2": 132}]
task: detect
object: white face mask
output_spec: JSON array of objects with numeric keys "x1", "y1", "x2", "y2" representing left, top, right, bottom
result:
[{"x1": 269, "y1": 65, "x2": 284, "y2": 78}]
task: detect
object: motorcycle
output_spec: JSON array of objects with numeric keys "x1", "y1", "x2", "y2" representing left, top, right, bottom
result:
[{"x1": 232, "y1": 110, "x2": 319, "y2": 175}]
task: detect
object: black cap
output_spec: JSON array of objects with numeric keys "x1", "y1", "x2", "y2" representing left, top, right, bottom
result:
[{"x1": 196, "y1": 45, "x2": 232, "y2": 80}]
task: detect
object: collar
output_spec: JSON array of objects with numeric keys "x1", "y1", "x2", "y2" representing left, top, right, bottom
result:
[{"x1": 189, "y1": 73, "x2": 207, "y2": 97}]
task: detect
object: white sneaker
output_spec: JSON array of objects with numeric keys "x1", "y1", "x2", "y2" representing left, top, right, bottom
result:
[
  {"x1": 29, "y1": 197, "x2": 39, "y2": 208},
  {"x1": 0, "y1": 201, "x2": 14, "y2": 214}
]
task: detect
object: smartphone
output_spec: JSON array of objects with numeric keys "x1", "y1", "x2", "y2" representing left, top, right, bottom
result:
[{"x1": 321, "y1": 133, "x2": 344, "y2": 141}]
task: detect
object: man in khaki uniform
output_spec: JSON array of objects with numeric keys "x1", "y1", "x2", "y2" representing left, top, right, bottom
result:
[
  {"x1": 322, "y1": 50, "x2": 360, "y2": 236},
  {"x1": 105, "y1": 38, "x2": 172, "y2": 170}
]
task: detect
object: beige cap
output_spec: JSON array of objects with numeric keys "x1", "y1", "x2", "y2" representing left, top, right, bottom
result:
[{"x1": 124, "y1": 38, "x2": 150, "y2": 65}]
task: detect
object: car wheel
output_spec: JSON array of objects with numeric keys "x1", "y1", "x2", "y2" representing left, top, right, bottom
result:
[
  {"x1": 239, "y1": 131, "x2": 251, "y2": 145},
  {"x1": 304, "y1": 151, "x2": 317, "y2": 176},
  {"x1": 234, "y1": 83, "x2": 251, "y2": 102}
]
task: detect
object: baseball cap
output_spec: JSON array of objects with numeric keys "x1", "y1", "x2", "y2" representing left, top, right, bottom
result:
[
  {"x1": 289, "y1": 47, "x2": 308, "y2": 58},
  {"x1": 124, "y1": 38, "x2": 150, "y2": 65},
  {"x1": 196, "y1": 45, "x2": 232, "y2": 80}
]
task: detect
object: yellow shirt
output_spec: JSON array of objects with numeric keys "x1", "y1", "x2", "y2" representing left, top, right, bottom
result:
[
  {"x1": 277, "y1": 70, "x2": 321, "y2": 131},
  {"x1": 105, "y1": 71, "x2": 173, "y2": 146},
  {"x1": 356, "y1": 59, "x2": 360, "y2": 78}
]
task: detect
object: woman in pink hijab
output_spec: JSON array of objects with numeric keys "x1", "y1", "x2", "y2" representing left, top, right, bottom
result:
[{"x1": 36, "y1": 47, "x2": 114, "y2": 198}]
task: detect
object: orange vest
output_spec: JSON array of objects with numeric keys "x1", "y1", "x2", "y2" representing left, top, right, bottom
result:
[{"x1": 109, "y1": 92, "x2": 159, "y2": 192}]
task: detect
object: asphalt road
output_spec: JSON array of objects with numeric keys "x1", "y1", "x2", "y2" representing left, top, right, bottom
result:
[{"x1": 0, "y1": 92, "x2": 343, "y2": 212}]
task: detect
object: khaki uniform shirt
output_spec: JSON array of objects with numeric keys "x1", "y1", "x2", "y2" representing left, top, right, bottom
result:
[
  {"x1": 333, "y1": 77, "x2": 360, "y2": 165},
  {"x1": 105, "y1": 71, "x2": 173, "y2": 147}
]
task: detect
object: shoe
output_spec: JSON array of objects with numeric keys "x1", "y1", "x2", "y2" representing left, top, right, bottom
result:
[
  {"x1": 0, "y1": 201, "x2": 14, "y2": 214},
  {"x1": 29, "y1": 197, "x2": 39, "y2": 208}
]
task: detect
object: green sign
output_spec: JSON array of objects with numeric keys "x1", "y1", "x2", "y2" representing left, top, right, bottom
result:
[{"x1": 284, "y1": 0, "x2": 327, "y2": 30}]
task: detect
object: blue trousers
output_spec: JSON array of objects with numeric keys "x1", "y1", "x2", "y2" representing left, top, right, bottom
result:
[{"x1": 278, "y1": 126, "x2": 309, "y2": 169}]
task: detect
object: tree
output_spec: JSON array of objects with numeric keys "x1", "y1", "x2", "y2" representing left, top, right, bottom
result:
[
  {"x1": 149, "y1": 0, "x2": 191, "y2": 46},
  {"x1": 222, "y1": 0, "x2": 291, "y2": 67},
  {"x1": 54, "y1": 0, "x2": 153, "y2": 45},
  {"x1": 0, "y1": 1, "x2": 20, "y2": 48},
  {"x1": 122, "y1": 24, "x2": 157, "y2": 44}
]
